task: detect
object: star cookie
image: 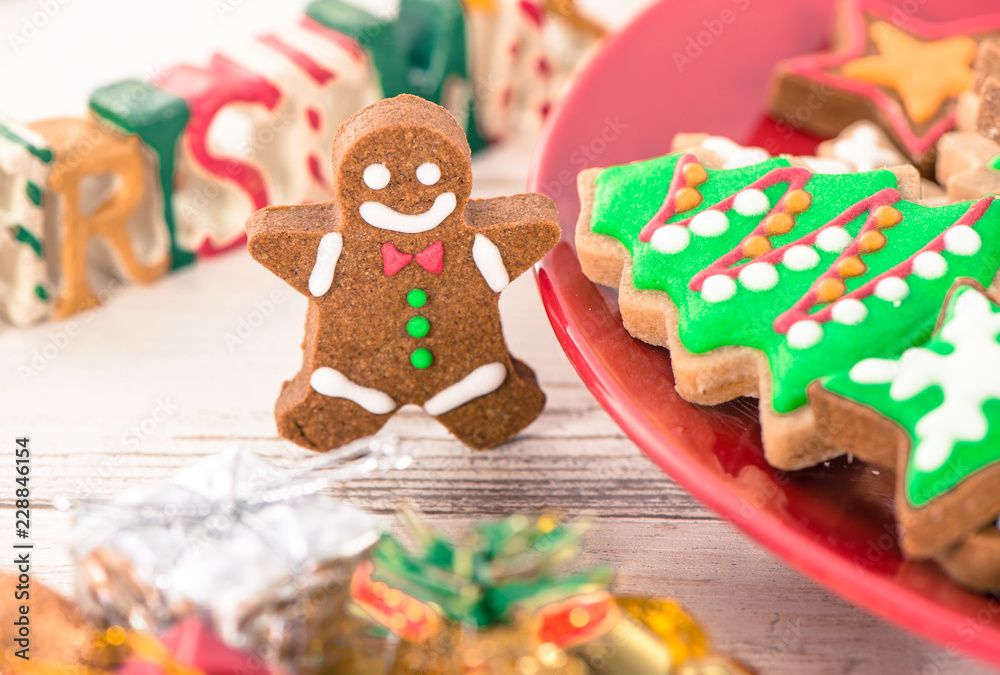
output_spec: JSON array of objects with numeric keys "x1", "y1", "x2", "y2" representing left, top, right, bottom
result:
[{"x1": 768, "y1": 0, "x2": 1000, "y2": 175}]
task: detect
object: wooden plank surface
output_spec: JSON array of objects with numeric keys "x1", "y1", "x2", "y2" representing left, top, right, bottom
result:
[{"x1": 0, "y1": 135, "x2": 994, "y2": 674}]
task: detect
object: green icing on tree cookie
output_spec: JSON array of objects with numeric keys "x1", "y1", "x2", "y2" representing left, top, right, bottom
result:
[
  {"x1": 824, "y1": 286, "x2": 1000, "y2": 507},
  {"x1": 589, "y1": 152, "x2": 1000, "y2": 414}
]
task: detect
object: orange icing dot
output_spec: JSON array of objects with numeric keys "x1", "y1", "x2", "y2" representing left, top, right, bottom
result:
[
  {"x1": 675, "y1": 187, "x2": 702, "y2": 213},
  {"x1": 874, "y1": 205, "x2": 903, "y2": 229},
  {"x1": 743, "y1": 235, "x2": 772, "y2": 259},
  {"x1": 782, "y1": 190, "x2": 812, "y2": 215},
  {"x1": 816, "y1": 278, "x2": 846, "y2": 304},
  {"x1": 859, "y1": 230, "x2": 887, "y2": 254},
  {"x1": 683, "y1": 163, "x2": 708, "y2": 187},
  {"x1": 837, "y1": 256, "x2": 867, "y2": 279},
  {"x1": 764, "y1": 212, "x2": 795, "y2": 236}
]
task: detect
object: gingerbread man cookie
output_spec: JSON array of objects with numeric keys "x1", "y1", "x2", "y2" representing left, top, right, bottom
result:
[{"x1": 247, "y1": 95, "x2": 560, "y2": 451}]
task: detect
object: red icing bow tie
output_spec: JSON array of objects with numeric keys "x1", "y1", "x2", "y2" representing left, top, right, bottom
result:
[{"x1": 381, "y1": 240, "x2": 444, "y2": 276}]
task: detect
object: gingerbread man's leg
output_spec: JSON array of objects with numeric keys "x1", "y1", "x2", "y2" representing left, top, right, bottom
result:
[
  {"x1": 430, "y1": 358, "x2": 545, "y2": 449},
  {"x1": 275, "y1": 368, "x2": 395, "y2": 451}
]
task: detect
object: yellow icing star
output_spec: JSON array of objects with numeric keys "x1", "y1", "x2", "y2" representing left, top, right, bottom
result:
[{"x1": 842, "y1": 21, "x2": 976, "y2": 125}]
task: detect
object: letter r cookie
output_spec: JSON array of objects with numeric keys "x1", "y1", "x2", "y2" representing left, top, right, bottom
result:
[{"x1": 247, "y1": 94, "x2": 561, "y2": 451}]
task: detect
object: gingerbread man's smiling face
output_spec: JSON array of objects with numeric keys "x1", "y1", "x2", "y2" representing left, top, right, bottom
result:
[{"x1": 332, "y1": 96, "x2": 473, "y2": 237}]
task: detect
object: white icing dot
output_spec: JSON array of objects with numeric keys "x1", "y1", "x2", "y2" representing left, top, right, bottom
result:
[
  {"x1": 738, "y1": 262, "x2": 779, "y2": 291},
  {"x1": 849, "y1": 357, "x2": 899, "y2": 384},
  {"x1": 913, "y1": 441, "x2": 952, "y2": 472},
  {"x1": 874, "y1": 276, "x2": 909, "y2": 302},
  {"x1": 650, "y1": 225, "x2": 690, "y2": 254},
  {"x1": 787, "y1": 321, "x2": 823, "y2": 349},
  {"x1": 912, "y1": 251, "x2": 947, "y2": 279},
  {"x1": 815, "y1": 227, "x2": 852, "y2": 253},
  {"x1": 363, "y1": 163, "x2": 390, "y2": 189},
  {"x1": 944, "y1": 225, "x2": 981, "y2": 256},
  {"x1": 831, "y1": 298, "x2": 868, "y2": 325},
  {"x1": 733, "y1": 189, "x2": 770, "y2": 217},
  {"x1": 782, "y1": 245, "x2": 820, "y2": 271},
  {"x1": 689, "y1": 209, "x2": 729, "y2": 237},
  {"x1": 416, "y1": 162, "x2": 441, "y2": 186},
  {"x1": 702, "y1": 275, "x2": 737, "y2": 303}
]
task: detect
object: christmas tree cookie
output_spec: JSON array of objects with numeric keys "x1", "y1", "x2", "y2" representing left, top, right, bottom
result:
[
  {"x1": 576, "y1": 152, "x2": 1000, "y2": 470},
  {"x1": 768, "y1": 0, "x2": 1000, "y2": 175},
  {"x1": 815, "y1": 284, "x2": 1000, "y2": 592}
]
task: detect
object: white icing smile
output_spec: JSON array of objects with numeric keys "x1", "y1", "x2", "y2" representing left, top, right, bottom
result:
[{"x1": 359, "y1": 191, "x2": 457, "y2": 233}]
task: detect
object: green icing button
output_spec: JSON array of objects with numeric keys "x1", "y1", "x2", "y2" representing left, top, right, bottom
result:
[
  {"x1": 407, "y1": 288, "x2": 427, "y2": 308},
  {"x1": 410, "y1": 347, "x2": 433, "y2": 369},
  {"x1": 407, "y1": 315, "x2": 430, "y2": 338}
]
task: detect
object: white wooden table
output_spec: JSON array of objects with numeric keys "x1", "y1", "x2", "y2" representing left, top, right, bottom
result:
[{"x1": 0, "y1": 133, "x2": 994, "y2": 674}]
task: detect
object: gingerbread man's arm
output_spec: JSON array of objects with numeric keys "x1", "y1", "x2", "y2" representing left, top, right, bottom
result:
[
  {"x1": 247, "y1": 202, "x2": 343, "y2": 297},
  {"x1": 464, "y1": 194, "x2": 561, "y2": 283}
]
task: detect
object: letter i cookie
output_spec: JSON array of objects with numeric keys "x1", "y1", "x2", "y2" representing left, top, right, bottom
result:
[
  {"x1": 247, "y1": 94, "x2": 560, "y2": 451},
  {"x1": 0, "y1": 116, "x2": 54, "y2": 326}
]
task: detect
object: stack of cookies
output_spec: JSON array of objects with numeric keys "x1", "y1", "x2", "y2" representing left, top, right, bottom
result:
[{"x1": 576, "y1": 0, "x2": 1000, "y2": 594}]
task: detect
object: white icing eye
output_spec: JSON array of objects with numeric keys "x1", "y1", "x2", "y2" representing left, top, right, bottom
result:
[
  {"x1": 416, "y1": 162, "x2": 441, "y2": 186},
  {"x1": 363, "y1": 163, "x2": 390, "y2": 190}
]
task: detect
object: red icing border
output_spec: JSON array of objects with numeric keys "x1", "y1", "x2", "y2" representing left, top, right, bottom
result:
[{"x1": 638, "y1": 152, "x2": 701, "y2": 242}]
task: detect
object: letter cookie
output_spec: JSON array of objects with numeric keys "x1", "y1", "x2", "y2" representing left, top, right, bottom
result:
[
  {"x1": 31, "y1": 118, "x2": 171, "y2": 319},
  {"x1": 0, "y1": 117, "x2": 54, "y2": 326},
  {"x1": 307, "y1": 0, "x2": 489, "y2": 151},
  {"x1": 247, "y1": 95, "x2": 560, "y2": 451}
]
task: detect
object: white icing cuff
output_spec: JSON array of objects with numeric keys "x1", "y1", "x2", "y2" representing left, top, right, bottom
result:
[
  {"x1": 308, "y1": 232, "x2": 343, "y2": 297},
  {"x1": 424, "y1": 362, "x2": 507, "y2": 416},
  {"x1": 310, "y1": 367, "x2": 396, "y2": 414},
  {"x1": 472, "y1": 234, "x2": 510, "y2": 292}
]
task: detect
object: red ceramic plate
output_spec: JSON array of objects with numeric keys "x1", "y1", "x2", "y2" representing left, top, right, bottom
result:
[{"x1": 530, "y1": 0, "x2": 1000, "y2": 665}]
